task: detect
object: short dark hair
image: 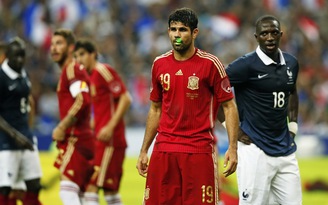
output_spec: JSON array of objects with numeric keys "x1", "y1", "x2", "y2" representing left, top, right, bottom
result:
[
  {"x1": 255, "y1": 15, "x2": 281, "y2": 30},
  {"x1": 6, "y1": 37, "x2": 26, "y2": 56},
  {"x1": 53, "y1": 28, "x2": 75, "y2": 45},
  {"x1": 74, "y1": 38, "x2": 98, "y2": 59},
  {"x1": 168, "y1": 7, "x2": 198, "y2": 31},
  {"x1": 75, "y1": 39, "x2": 97, "y2": 53}
]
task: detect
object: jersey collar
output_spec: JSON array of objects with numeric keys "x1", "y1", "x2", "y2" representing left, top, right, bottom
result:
[
  {"x1": 256, "y1": 46, "x2": 286, "y2": 66},
  {"x1": 1, "y1": 59, "x2": 27, "y2": 80}
]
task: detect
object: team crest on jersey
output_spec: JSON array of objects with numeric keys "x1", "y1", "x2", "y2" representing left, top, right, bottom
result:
[
  {"x1": 221, "y1": 78, "x2": 232, "y2": 93},
  {"x1": 187, "y1": 75, "x2": 199, "y2": 90},
  {"x1": 286, "y1": 67, "x2": 294, "y2": 84},
  {"x1": 110, "y1": 81, "x2": 122, "y2": 93},
  {"x1": 144, "y1": 187, "x2": 150, "y2": 200}
]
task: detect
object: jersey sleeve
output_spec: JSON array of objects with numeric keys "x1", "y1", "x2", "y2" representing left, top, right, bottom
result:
[
  {"x1": 94, "y1": 63, "x2": 127, "y2": 98},
  {"x1": 212, "y1": 60, "x2": 234, "y2": 103},
  {"x1": 106, "y1": 68, "x2": 127, "y2": 98},
  {"x1": 226, "y1": 56, "x2": 250, "y2": 85},
  {"x1": 149, "y1": 60, "x2": 163, "y2": 102},
  {"x1": 67, "y1": 64, "x2": 91, "y2": 118}
]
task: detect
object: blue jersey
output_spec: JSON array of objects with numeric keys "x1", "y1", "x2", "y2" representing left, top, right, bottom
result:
[
  {"x1": 226, "y1": 47, "x2": 298, "y2": 156},
  {"x1": 0, "y1": 61, "x2": 33, "y2": 150}
]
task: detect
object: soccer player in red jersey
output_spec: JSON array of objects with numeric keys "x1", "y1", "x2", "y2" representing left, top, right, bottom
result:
[
  {"x1": 74, "y1": 39, "x2": 132, "y2": 205},
  {"x1": 50, "y1": 29, "x2": 95, "y2": 205},
  {"x1": 136, "y1": 8, "x2": 239, "y2": 205}
]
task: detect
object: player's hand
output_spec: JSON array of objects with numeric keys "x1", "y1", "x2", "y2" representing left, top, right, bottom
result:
[
  {"x1": 238, "y1": 129, "x2": 252, "y2": 145},
  {"x1": 11, "y1": 129, "x2": 34, "y2": 151},
  {"x1": 136, "y1": 152, "x2": 149, "y2": 178},
  {"x1": 52, "y1": 126, "x2": 65, "y2": 141},
  {"x1": 223, "y1": 147, "x2": 237, "y2": 177},
  {"x1": 97, "y1": 126, "x2": 113, "y2": 142},
  {"x1": 289, "y1": 132, "x2": 296, "y2": 139}
]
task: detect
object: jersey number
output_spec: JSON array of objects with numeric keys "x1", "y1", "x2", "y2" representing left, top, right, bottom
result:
[
  {"x1": 159, "y1": 73, "x2": 170, "y2": 91},
  {"x1": 201, "y1": 185, "x2": 214, "y2": 203},
  {"x1": 20, "y1": 97, "x2": 31, "y2": 114},
  {"x1": 273, "y1": 92, "x2": 285, "y2": 108}
]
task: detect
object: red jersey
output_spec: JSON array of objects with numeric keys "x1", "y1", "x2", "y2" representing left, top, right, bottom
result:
[
  {"x1": 90, "y1": 63, "x2": 127, "y2": 147},
  {"x1": 56, "y1": 60, "x2": 92, "y2": 138},
  {"x1": 151, "y1": 48, "x2": 233, "y2": 153}
]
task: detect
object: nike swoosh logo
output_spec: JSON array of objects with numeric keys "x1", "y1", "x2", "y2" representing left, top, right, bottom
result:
[
  {"x1": 8, "y1": 84, "x2": 17, "y2": 91},
  {"x1": 258, "y1": 74, "x2": 268, "y2": 79}
]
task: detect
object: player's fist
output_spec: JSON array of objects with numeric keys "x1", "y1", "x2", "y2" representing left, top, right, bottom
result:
[{"x1": 52, "y1": 126, "x2": 66, "y2": 141}]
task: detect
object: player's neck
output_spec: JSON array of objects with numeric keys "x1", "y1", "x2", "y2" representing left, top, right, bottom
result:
[
  {"x1": 59, "y1": 56, "x2": 74, "y2": 69},
  {"x1": 86, "y1": 61, "x2": 97, "y2": 74},
  {"x1": 174, "y1": 47, "x2": 196, "y2": 61}
]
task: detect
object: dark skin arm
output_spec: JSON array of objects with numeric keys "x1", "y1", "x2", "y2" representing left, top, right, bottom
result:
[
  {"x1": 28, "y1": 95, "x2": 35, "y2": 128},
  {"x1": 288, "y1": 87, "x2": 299, "y2": 137},
  {"x1": 0, "y1": 116, "x2": 34, "y2": 150}
]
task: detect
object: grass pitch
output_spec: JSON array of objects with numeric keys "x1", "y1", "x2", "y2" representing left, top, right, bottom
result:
[{"x1": 38, "y1": 152, "x2": 328, "y2": 205}]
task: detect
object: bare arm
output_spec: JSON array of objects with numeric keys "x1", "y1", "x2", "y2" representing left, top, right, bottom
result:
[
  {"x1": 28, "y1": 95, "x2": 35, "y2": 128},
  {"x1": 0, "y1": 116, "x2": 34, "y2": 150},
  {"x1": 137, "y1": 101, "x2": 161, "y2": 177},
  {"x1": 97, "y1": 91, "x2": 132, "y2": 142},
  {"x1": 221, "y1": 98, "x2": 239, "y2": 177},
  {"x1": 52, "y1": 94, "x2": 83, "y2": 141},
  {"x1": 52, "y1": 113, "x2": 77, "y2": 141},
  {"x1": 288, "y1": 87, "x2": 299, "y2": 137}
]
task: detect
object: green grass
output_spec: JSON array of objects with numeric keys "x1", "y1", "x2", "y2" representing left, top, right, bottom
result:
[{"x1": 38, "y1": 152, "x2": 328, "y2": 205}]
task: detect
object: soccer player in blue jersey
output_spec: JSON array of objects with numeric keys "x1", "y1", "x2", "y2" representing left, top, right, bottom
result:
[
  {"x1": 0, "y1": 37, "x2": 43, "y2": 205},
  {"x1": 218, "y1": 15, "x2": 302, "y2": 205}
]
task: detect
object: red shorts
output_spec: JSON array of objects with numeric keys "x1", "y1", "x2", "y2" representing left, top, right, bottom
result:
[
  {"x1": 88, "y1": 141, "x2": 126, "y2": 191},
  {"x1": 143, "y1": 151, "x2": 219, "y2": 205},
  {"x1": 54, "y1": 136, "x2": 95, "y2": 191}
]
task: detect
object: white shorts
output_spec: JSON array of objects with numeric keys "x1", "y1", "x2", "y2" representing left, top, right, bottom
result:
[
  {"x1": 12, "y1": 180, "x2": 26, "y2": 190},
  {"x1": 237, "y1": 142, "x2": 302, "y2": 205},
  {"x1": 0, "y1": 144, "x2": 42, "y2": 188}
]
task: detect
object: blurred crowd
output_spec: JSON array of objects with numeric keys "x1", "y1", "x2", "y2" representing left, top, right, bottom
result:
[{"x1": 1, "y1": 0, "x2": 327, "y2": 141}]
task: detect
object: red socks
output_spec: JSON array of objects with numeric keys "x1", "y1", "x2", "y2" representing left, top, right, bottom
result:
[
  {"x1": 7, "y1": 197, "x2": 17, "y2": 205},
  {"x1": 22, "y1": 192, "x2": 42, "y2": 205},
  {"x1": 0, "y1": 194, "x2": 9, "y2": 205}
]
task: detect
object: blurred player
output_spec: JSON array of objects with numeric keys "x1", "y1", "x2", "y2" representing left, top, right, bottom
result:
[
  {"x1": 74, "y1": 39, "x2": 132, "y2": 205},
  {"x1": 0, "y1": 37, "x2": 43, "y2": 205},
  {"x1": 50, "y1": 29, "x2": 95, "y2": 205},
  {"x1": 136, "y1": 7, "x2": 239, "y2": 205},
  {"x1": 218, "y1": 15, "x2": 302, "y2": 204},
  {"x1": 0, "y1": 42, "x2": 6, "y2": 63},
  {"x1": 1, "y1": 40, "x2": 26, "y2": 205}
]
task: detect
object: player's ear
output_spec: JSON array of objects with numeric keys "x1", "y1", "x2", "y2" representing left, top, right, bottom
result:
[
  {"x1": 254, "y1": 33, "x2": 259, "y2": 42},
  {"x1": 192, "y1": 28, "x2": 199, "y2": 39},
  {"x1": 69, "y1": 44, "x2": 75, "y2": 54}
]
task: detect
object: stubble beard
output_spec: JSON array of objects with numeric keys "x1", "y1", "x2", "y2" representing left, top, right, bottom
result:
[
  {"x1": 174, "y1": 42, "x2": 191, "y2": 55},
  {"x1": 57, "y1": 51, "x2": 68, "y2": 67}
]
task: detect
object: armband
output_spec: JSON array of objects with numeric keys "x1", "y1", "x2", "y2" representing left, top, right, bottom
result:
[
  {"x1": 288, "y1": 122, "x2": 298, "y2": 135},
  {"x1": 221, "y1": 121, "x2": 226, "y2": 129}
]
